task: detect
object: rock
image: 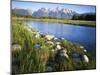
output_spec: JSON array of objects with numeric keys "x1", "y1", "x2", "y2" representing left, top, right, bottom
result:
[
  {"x1": 59, "y1": 53, "x2": 69, "y2": 59},
  {"x1": 27, "y1": 28, "x2": 32, "y2": 33},
  {"x1": 53, "y1": 37, "x2": 60, "y2": 42},
  {"x1": 80, "y1": 46, "x2": 84, "y2": 49},
  {"x1": 12, "y1": 44, "x2": 21, "y2": 51},
  {"x1": 28, "y1": 25, "x2": 32, "y2": 27},
  {"x1": 59, "y1": 48, "x2": 69, "y2": 58},
  {"x1": 61, "y1": 37, "x2": 65, "y2": 40},
  {"x1": 24, "y1": 26, "x2": 33, "y2": 33},
  {"x1": 56, "y1": 44, "x2": 62, "y2": 50},
  {"x1": 51, "y1": 49, "x2": 55, "y2": 52},
  {"x1": 45, "y1": 34, "x2": 54, "y2": 40},
  {"x1": 34, "y1": 44, "x2": 41, "y2": 49},
  {"x1": 72, "y1": 52, "x2": 82, "y2": 62},
  {"x1": 56, "y1": 42, "x2": 60, "y2": 45},
  {"x1": 32, "y1": 31, "x2": 37, "y2": 34},
  {"x1": 83, "y1": 55, "x2": 89, "y2": 63},
  {"x1": 54, "y1": 48, "x2": 59, "y2": 51},
  {"x1": 54, "y1": 37, "x2": 58, "y2": 40},
  {"x1": 84, "y1": 49, "x2": 87, "y2": 52},
  {"x1": 35, "y1": 32, "x2": 40, "y2": 38},
  {"x1": 40, "y1": 33, "x2": 45, "y2": 38},
  {"x1": 72, "y1": 52, "x2": 80, "y2": 58},
  {"x1": 80, "y1": 46, "x2": 87, "y2": 52},
  {"x1": 60, "y1": 49, "x2": 67, "y2": 54},
  {"x1": 46, "y1": 66, "x2": 53, "y2": 72},
  {"x1": 47, "y1": 41, "x2": 54, "y2": 45}
]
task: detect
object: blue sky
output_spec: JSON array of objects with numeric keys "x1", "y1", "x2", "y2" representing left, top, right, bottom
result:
[{"x1": 12, "y1": 1, "x2": 96, "y2": 14}]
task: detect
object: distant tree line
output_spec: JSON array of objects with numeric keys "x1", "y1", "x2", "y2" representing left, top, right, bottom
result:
[
  {"x1": 12, "y1": 12, "x2": 32, "y2": 18},
  {"x1": 12, "y1": 9, "x2": 96, "y2": 21},
  {"x1": 72, "y1": 13, "x2": 96, "y2": 21}
]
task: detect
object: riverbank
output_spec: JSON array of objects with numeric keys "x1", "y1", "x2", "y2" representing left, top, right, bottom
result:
[
  {"x1": 12, "y1": 17, "x2": 96, "y2": 27},
  {"x1": 12, "y1": 20, "x2": 96, "y2": 74}
]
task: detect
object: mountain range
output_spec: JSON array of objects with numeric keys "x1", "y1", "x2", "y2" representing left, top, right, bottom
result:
[
  {"x1": 32, "y1": 7, "x2": 78, "y2": 19},
  {"x1": 12, "y1": 7, "x2": 95, "y2": 19}
]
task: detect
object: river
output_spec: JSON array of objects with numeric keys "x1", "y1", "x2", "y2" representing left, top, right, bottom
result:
[{"x1": 26, "y1": 21, "x2": 96, "y2": 53}]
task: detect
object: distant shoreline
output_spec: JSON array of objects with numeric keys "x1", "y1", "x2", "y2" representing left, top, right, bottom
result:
[{"x1": 12, "y1": 17, "x2": 96, "y2": 27}]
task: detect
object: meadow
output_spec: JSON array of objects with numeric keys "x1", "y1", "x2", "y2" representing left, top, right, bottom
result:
[{"x1": 12, "y1": 16, "x2": 96, "y2": 27}]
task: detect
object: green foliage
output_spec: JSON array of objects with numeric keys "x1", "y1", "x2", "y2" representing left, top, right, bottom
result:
[
  {"x1": 12, "y1": 20, "x2": 96, "y2": 74},
  {"x1": 12, "y1": 21, "x2": 49, "y2": 74},
  {"x1": 72, "y1": 13, "x2": 96, "y2": 21}
]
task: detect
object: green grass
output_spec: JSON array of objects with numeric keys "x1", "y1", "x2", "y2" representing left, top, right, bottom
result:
[
  {"x1": 12, "y1": 20, "x2": 96, "y2": 74},
  {"x1": 12, "y1": 20, "x2": 52, "y2": 74},
  {"x1": 13, "y1": 17, "x2": 96, "y2": 27}
]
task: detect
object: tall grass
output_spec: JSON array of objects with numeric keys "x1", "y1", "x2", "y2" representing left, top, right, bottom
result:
[
  {"x1": 12, "y1": 20, "x2": 96, "y2": 74},
  {"x1": 12, "y1": 21, "x2": 50, "y2": 74}
]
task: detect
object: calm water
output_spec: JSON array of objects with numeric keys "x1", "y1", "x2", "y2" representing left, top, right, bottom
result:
[{"x1": 26, "y1": 21, "x2": 96, "y2": 52}]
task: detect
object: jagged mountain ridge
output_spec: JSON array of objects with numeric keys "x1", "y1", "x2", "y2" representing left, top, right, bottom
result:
[
  {"x1": 32, "y1": 7, "x2": 78, "y2": 19},
  {"x1": 12, "y1": 7, "x2": 78, "y2": 19}
]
